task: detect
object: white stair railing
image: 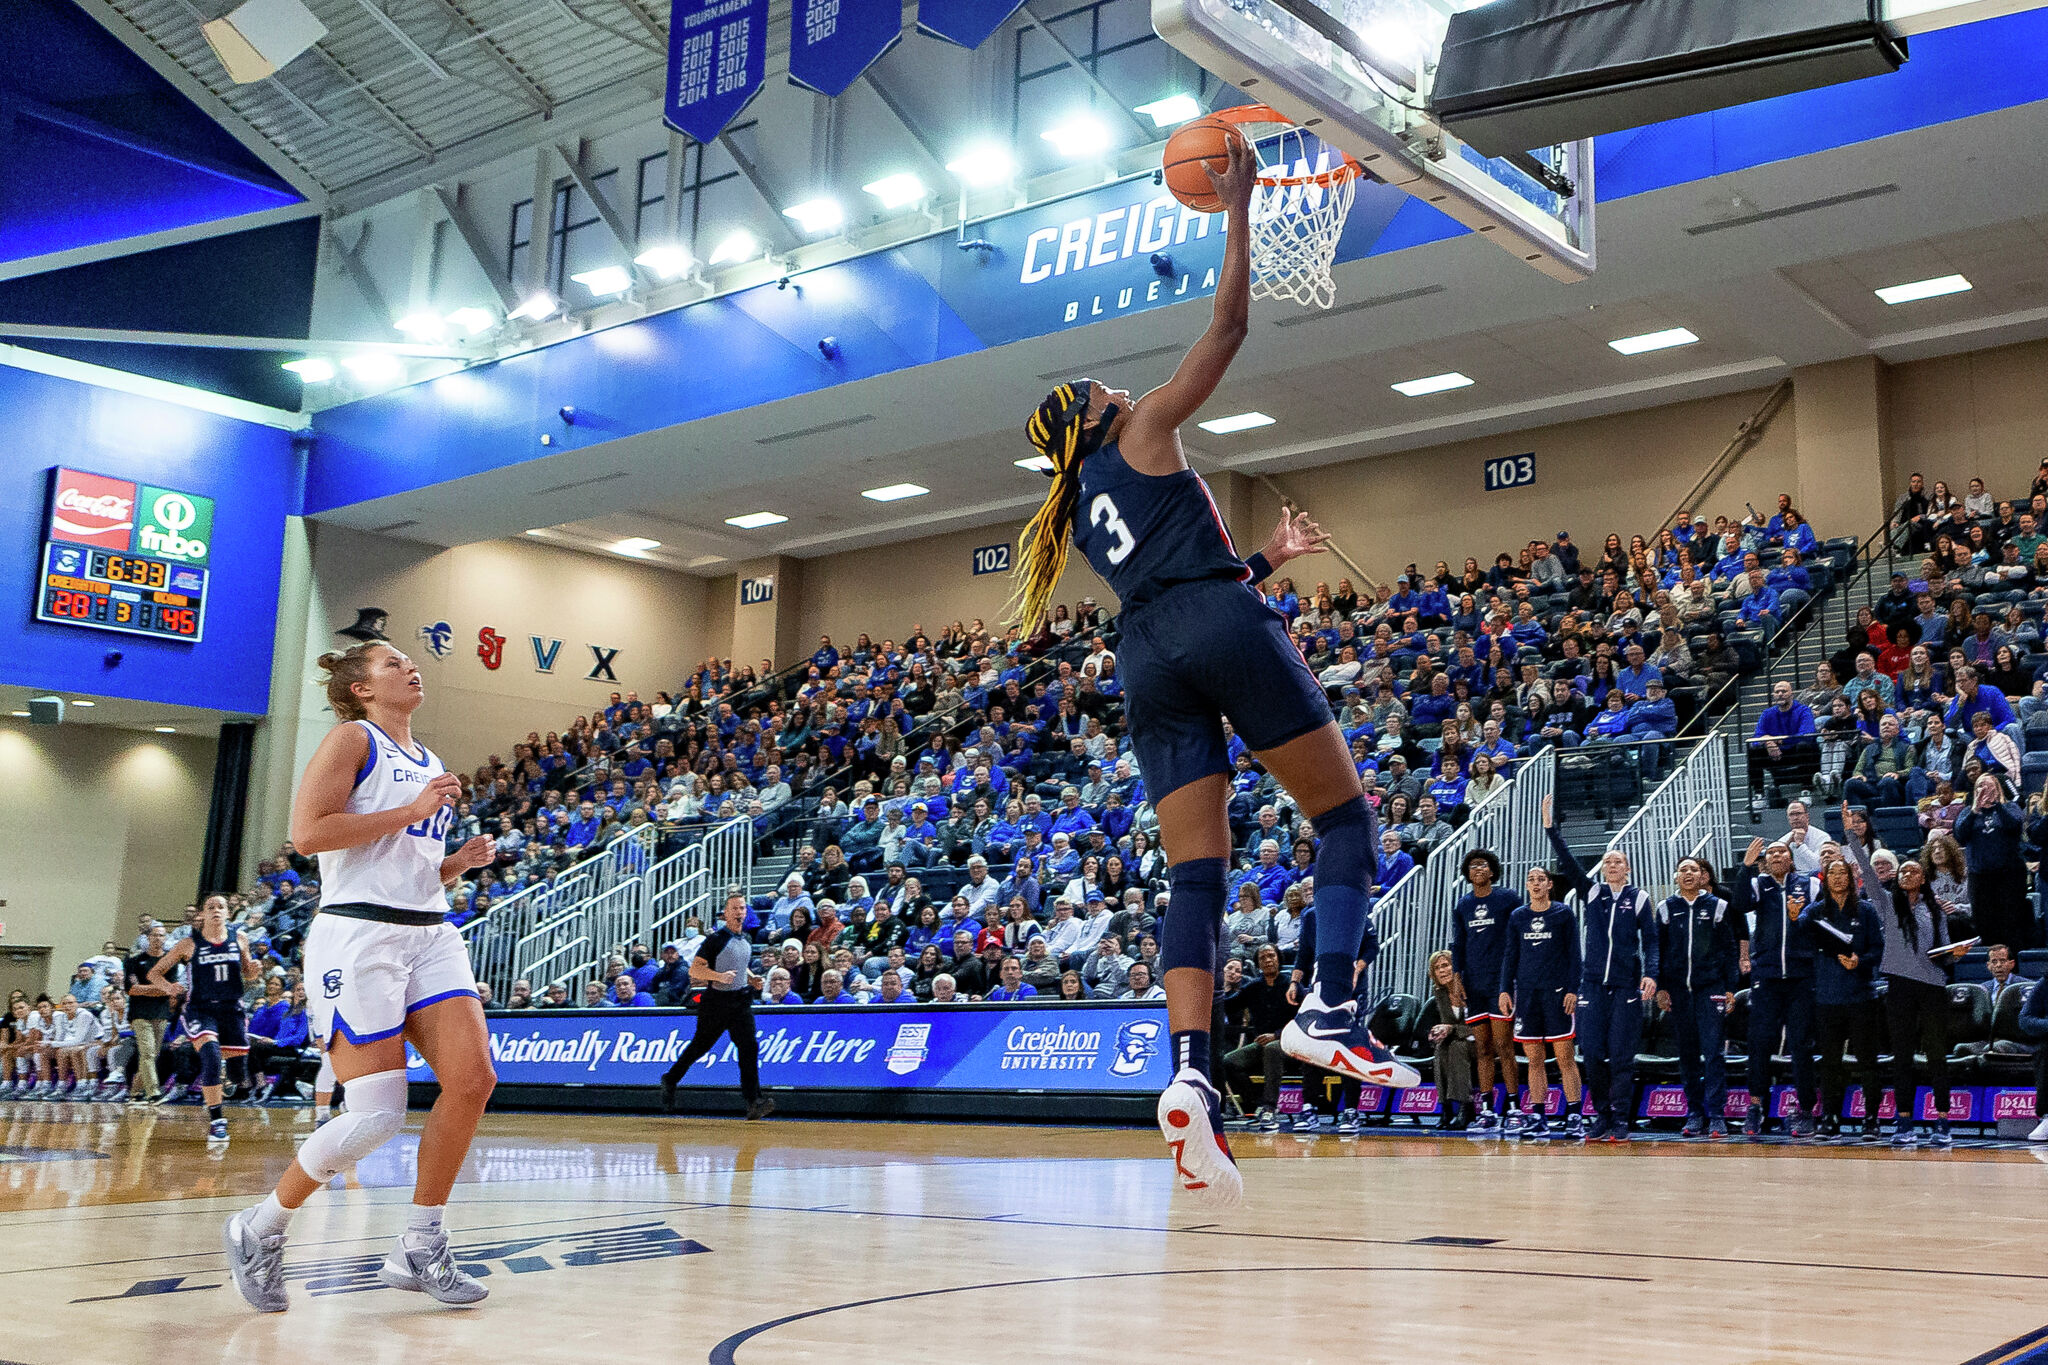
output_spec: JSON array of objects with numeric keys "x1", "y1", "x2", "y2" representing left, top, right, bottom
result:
[
  {"x1": 1606, "y1": 732, "x2": 1732, "y2": 897},
  {"x1": 1364, "y1": 746, "x2": 1556, "y2": 1004},
  {"x1": 466, "y1": 815, "x2": 755, "y2": 998}
]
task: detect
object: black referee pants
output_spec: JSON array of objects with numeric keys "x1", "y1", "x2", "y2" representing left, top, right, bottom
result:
[{"x1": 662, "y1": 994, "x2": 760, "y2": 1102}]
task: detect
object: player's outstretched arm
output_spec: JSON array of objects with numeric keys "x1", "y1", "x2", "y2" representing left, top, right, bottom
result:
[
  {"x1": 1125, "y1": 137, "x2": 1257, "y2": 468},
  {"x1": 291, "y1": 722, "x2": 460, "y2": 855}
]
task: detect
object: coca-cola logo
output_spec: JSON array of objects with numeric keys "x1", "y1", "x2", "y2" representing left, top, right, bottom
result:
[{"x1": 55, "y1": 488, "x2": 132, "y2": 521}]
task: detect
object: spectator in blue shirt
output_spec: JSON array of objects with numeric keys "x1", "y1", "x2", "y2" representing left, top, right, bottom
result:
[
  {"x1": 986, "y1": 958, "x2": 1038, "y2": 1001},
  {"x1": 564, "y1": 801, "x2": 601, "y2": 849},
  {"x1": 1614, "y1": 643, "x2": 1662, "y2": 703},
  {"x1": 1377, "y1": 829, "x2": 1415, "y2": 891},
  {"x1": 611, "y1": 975, "x2": 655, "y2": 1007},
  {"x1": 1050, "y1": 788, "x2": 1097, "y2": 838},
  {"x1": 1947, "y1": 664, "x2": 2018, "y2": 741},
  {"x1": 1738, "y1": 571, "x2": 1782, "y2": 629},
  {"x1": 1749, "y1": 680, "x2": 1818, "y2": 799},
  {"x1": 1625, "y1": 679, "x2": 1677, "y2": 741}
]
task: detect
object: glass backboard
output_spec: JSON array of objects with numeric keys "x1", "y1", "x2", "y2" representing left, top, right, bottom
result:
[{"x1": 1152, "y1": 0, "x2": 1597, "y2": 280}]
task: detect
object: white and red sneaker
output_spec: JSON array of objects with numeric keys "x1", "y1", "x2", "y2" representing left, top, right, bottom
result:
[
  {"x1": 1281, "y1": 985, "x2": 1422, "y2": 1089},
  {"x1": 1158, "y1": 1067, "x2": 1243, "y2": 1209}
]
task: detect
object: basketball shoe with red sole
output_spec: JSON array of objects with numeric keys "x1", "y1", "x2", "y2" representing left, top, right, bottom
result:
[
  {"x1": 1280, "y1": 985, "x2": 1422, "y2": 1089},
  {"x1": 1158, "y1": 1067, "x2": 1243, "y2": 1209}
]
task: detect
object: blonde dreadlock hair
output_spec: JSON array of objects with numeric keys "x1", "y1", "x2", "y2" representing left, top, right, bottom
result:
[{"x1": 1006, "y1": 380, "x2": 1108, "y2": 630}]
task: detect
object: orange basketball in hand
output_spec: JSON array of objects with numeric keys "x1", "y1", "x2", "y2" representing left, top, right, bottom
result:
[{"x1": 1163, "y1": 117, "x2": 1248, "y2": 214}]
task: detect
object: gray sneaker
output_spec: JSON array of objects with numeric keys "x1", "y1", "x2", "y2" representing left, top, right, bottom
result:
[
  {"x1": 222, "y1": 1210, "x2": 290, "y2": 1313},
  {"x1": 378, "y1": 1233, "x2": 489, "y2": 1305}
]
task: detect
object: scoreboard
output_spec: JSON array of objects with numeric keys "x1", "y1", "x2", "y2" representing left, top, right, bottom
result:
[{"x1": 35, "y1": 468, "x2": 212, "y2": 644}]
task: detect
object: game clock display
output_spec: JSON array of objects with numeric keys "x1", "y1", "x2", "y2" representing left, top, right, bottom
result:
[{"x1": 34, "y1": 468, "x2": 213, "y2": 644}]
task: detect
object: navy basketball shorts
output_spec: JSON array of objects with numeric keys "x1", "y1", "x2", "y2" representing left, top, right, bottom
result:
[
  {"x1": 184, "y1": 1007, "x2": 249, "y2": 1053},
  {"x1": 1513, "y1": 987, "x2": 1575, "y2": 1044},
  {"x1": 1117, "y1": 578, "x2": 1335, "y2": 803}
]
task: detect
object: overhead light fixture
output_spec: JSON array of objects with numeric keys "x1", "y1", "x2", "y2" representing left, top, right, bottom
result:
[
  {"x1": 510, "y1": 291, "x2": 558, "y2": 322},
  {"x1": 725, "y1": 511, "x2": 789, "y2": 529},
  {"x1": 1135, "y1": 93, "x2": 1201, "y2": 127},
  {"x1": 1609, "y1": 327, "x2": 1699, "y2": 356},
  {"x1": 1042, "y1": 114, "x2": 1113, "y2": 160},
  {"x1": 523, "y1": 528, "x2": 549, "y2": 536},
  {"x1": 341, "y1": 352, "x2": 404, "y2": 385},
  {"x1": 8, "y1": 711, "x2": 27, "y2": 719},
  {"x1": 445, "y1": 306, "x2": 496, "y2": 335},
  {"x1": 1391, "y1": 371, "x2": 1474, "y2": 397},
  {"x1": 1014, "y1": 455, "x2": 1055, "y2": 473},
  {"x1": 282, "y1": 357, "x2": 334, "y2": 382},
  {"x1": 612, "y1": 536, "x2": 662, "y2": 554},
  {"x1": 154, "y1": 726, "x2": 177, "y2": 734},
  {"x1": 1197, "y1": 411, "x2": 1275, "y2": 434},
  {"x1": 946, "y1": 144, "x2": 1017, "y2": 187},
  {"x1": 782, "y1": 198, "x2": 845, "y2": 235},
  {"x1": 71, "y1": 699, "x2": 96, "y2": 708},
  {"x1": 201, "y1": 0, "x2": 326, "y2": 83},
  {"x1": 862, "y1": 172, "x2": 929, "y2": 210},
  {"x1": 394, "y1": 310, "x2": 445, "y2": 339},
  {"x1": 861, "y1": 483, "x2": 929, "y2": 502},
  {"x1": 634, "y1": 244, "x2": 694, "y2": 279},
  {"x1": 571, "y1": 265, "x2": 633, "y2": 297},
  {"x1": 709, "y1": 230, "x2": 759, "y2": 266},
  {"x1": 1876, "y1": 273, "x2": 1972, "y2": 305}
]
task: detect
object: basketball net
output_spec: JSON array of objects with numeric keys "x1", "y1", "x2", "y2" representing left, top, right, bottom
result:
[{"x1": 1248, "y1": 124, "x2": 1359, "y2": 310}]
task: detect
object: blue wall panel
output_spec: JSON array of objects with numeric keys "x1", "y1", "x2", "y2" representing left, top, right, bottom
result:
[{"x1": 0, "y1": 366, "x2": 295, "y2": 714}]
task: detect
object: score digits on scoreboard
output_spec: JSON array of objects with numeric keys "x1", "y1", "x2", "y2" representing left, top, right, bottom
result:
[{"x1": 35, "y1": 468, "x2": 212, "y2": 644}]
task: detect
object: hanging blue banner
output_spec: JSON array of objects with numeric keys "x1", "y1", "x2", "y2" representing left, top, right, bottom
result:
[
  {"x1": 664, "y1": 0, "x2": 768, "y2": 143},
  {"x1": 916, "y1": 0, "x2": 1024, "y2": 50},
  {"x1": 789, "y1": 0, "x2": 903, "y2": 97}
]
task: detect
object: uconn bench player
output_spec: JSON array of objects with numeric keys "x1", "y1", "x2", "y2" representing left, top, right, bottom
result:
[
  {"x1": 222, "y1": 641, "x2": 498, "y2": 1312},
  {"x1": 1010, "y1": 137, "x2": 1415, "y2": 1209}
]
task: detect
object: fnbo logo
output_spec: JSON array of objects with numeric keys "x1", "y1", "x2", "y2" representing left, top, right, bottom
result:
[{"x1": 136, "y1": 486, "x2": 214, "y2": 566}]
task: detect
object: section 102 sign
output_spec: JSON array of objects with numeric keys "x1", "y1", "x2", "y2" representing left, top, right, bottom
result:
[
  {"x1": 36, "y1": 468, "x2": 212, "y2": 643},
  {"x1": 971, "y1": 543, "x2": 1012, "y2": 575}
]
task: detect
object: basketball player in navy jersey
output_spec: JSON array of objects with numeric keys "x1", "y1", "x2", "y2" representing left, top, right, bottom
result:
[
  {"x1": 148, "y1": 895, "x2": 258, "y2": 1142},
  {"x1": 1011, "y1": 136, "x2": 1416, "y2": 1209},
  {"x1": 221, "y1": 641, "x2": 498, "y2": 1313}
]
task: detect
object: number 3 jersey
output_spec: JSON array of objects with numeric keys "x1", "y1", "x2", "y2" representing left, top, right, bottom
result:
[
  {"x1": 1072, "y1": 441, "x2": 1250, "y2": 609},
  {"x1": 317, "y1": 719, "x2": 451, "y2": 914}
]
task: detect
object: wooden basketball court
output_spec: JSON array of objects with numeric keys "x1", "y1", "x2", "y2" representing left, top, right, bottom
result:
[{"x1": 4, "y1": 1101, "x2": 2046, "y2": 1364}]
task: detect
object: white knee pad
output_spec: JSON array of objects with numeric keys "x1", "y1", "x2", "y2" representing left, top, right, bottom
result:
[
  {"x1": 315, "y1": 1053, "x2": 336, "y2": 1094},
  {"x1": 296, "y1": 1069, "x2": 408, "y2": 1183}
]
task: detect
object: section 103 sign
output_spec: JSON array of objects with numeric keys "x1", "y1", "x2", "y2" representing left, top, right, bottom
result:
[
  {"x1": 1483, "y1": 452, "x2": 1536, "y2": 492},
  {"x1": 36, "y1": 467, "x2": 212, "y2": 643}
]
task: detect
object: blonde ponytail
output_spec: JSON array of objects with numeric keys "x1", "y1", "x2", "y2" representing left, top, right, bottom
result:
[{"x1": 1006, "y1": 382, "x2": 1096, "y2": 630}]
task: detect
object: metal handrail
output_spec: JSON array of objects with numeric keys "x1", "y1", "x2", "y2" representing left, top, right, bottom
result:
[
  {"x1": 1365, "y1": 746, "x2": 1556, "y2": 1002},
  {"x1": 1606, "y1": 732, "x2": 1732, "y2": 896}
]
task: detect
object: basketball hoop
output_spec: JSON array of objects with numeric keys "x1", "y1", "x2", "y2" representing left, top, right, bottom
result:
[{"x1": 1208, "y1": 104, "x2": 1364, "y2": 310}]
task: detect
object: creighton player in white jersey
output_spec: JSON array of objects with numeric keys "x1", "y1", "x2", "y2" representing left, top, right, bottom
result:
[{"x1": 222, "y1": 641, "x2": 498, "y2": 1314}]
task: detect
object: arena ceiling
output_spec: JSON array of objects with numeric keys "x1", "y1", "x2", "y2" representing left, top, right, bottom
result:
[{"x1": 307, "y1": 93, "x2": 2048, "y2": 574}]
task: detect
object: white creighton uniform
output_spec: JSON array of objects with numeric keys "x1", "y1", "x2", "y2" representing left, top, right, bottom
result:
[{"x1": 305, "y1": 720, "x2": 478, "y2": 1045}]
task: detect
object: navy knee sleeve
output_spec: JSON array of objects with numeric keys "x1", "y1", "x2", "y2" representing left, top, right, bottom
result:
[
  {"x1": 1310, "y1": 797, "x2": 1377, "y2": 997},
  {"x1": 199, "y1": 1039, "x2": 223, "y2": 1088},
  {"x1": 1160, "y1": 857, "x2": 1227, "y2": 977}
]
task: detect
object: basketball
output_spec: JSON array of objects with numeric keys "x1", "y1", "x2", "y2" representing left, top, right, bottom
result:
[{"x1": 1162, "y1": 116, "x2": 1247, "y2": 213}]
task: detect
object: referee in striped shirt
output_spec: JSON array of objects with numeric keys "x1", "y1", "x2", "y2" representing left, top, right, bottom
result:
[{"x1": 660, "y1": 893, "x2": 774, "y2": 1120}]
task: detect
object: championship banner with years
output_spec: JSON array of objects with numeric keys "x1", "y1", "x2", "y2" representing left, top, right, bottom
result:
[
  {"x1": 788, "y1": 0, "x2": 903, "y2": 97},
  {"x1": 665, "y1": 0, "x2": 768, "y2": 143}
]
